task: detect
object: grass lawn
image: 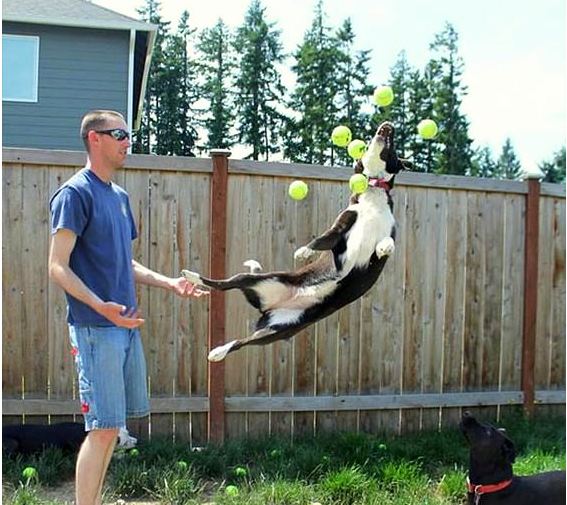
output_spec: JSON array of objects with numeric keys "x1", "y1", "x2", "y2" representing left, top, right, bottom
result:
[{"x1": 3, "y1": 409, "x2": 565, "y2": 504}]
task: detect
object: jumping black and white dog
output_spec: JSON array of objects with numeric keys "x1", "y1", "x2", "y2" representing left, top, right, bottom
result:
[
  {"x1": 460, "y1": 412, "x2": 565, "y2": 504},
  {"x1": 182, "y1": 122, "x2": 410, "y2": 361}
]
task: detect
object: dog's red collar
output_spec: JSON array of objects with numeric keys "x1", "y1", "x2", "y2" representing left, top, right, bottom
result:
[
  {"x1": 467, "y1": 477, "x2": 513, "y2": 500},
  {"x1": 367, "y1": 177, "x2": 392, "y2": 191}
]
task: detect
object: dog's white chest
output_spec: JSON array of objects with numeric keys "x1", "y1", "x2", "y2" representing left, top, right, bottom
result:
[{"x1": 343, "y1": 190, "x2": 394, "y2": 269}]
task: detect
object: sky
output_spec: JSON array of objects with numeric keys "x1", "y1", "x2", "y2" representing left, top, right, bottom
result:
[{"x1": 94, "y1": 0, "x2": 566, "y2": 171}]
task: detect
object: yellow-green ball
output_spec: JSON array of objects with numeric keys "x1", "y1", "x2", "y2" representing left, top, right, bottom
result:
[
  {"x1": 349, "y1": 174, "x2": 368, "y2": 194},
  {"x1": 288, "y1": 180, "x2": 308, "y2": 200},
  {"x1": 373, "y1": 86, "x2": 394, "y2": 107},
  {"x1": 417, "y1": 119, "x2": 438, "y2": 139},
  {"x1": 347, "y1": 139, "x2": 367, "y2": 160},
  {"x1": 225, "y1": 485, "x2": 239, "y2": 496},
  {"x1": 331, "y1": 125, "x2": 352, "y2": 147},
  {"x1": 22, "y1": 467, "x2": 37, "y2": 479}
]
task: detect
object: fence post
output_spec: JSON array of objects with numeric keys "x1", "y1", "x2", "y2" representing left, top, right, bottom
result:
[
  {"x1": 521, "y1": 174, "x2": 541, "y2": 417},
  {"x1": 208, "y1": 149, "x2": 231, "y2": 442}
]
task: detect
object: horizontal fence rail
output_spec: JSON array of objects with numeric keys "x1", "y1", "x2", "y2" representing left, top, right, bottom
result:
[{"x1": 2, "y1": 148, "x2": 565, "y2": 443}]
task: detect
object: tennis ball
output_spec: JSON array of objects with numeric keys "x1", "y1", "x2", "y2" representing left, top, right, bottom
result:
[
  {"x1": 177, "y1": 460, "x2": 188, "y2": 470},
  {"x1": 347, "y1": 139, "x2": 367, "y2": 160},
  {"x1": 234, "y1": 466, "x2": 247, "y2": 477},
  {"x1": 373, "y1": 85, "x2": 394, "y2": 107},
  {"x1": 331, "y1": 125, "x2": 352, "y2": 147},
  {"x1": 225, "y1": 485, "x2": 239, "y2": 496},
  {"x1": 129, "y1": 448, "x2": 139, "y2": 457},
  {"x1": 22, "y1": 466, "x2": 37, "y2": 480},
  {"x1": 417, "y1": 119, "x2": 438, "y2": 139},
  {"x1": 349, "y1": 174, "x2": 368, "y2": 194},
  {"x1": 288, "y1": 180, "x2": 308, "y2": 200}
]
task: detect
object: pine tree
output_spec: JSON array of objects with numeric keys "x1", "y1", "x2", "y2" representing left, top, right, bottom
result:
[
  {"x1": 133, "y1": 0, "x2": 170, "y2": 154},
  {"x1": 406, "y1": 67, "x2": 436, "y2": 172},
  {"x1": 539, "y1": 147, "x2": 566, "y2": 183},
  {"x1": 233, "y1": 0, "x2": 287, "y2": 161},
  {"x1": 470, "y1": 146, "x2": 496, "y2": 178},
  {"x1": 284, "y1": 0, "x2": 342, "y2": 165},
  {"x1": 428, "y1": 23, "x2": 473, "y2": 175},
  {"x1": 197, "y1": 19, "x2": 236, "y2": 152},
  {"x1": 333, "y1": 18, "x2": 373, "y2": 166},
  {"x1": 494, "y1": 138, "x2": 522, "y2": 180},
  {"x1": 376, "y1": 51, "x2": 415, "y2": 159}
]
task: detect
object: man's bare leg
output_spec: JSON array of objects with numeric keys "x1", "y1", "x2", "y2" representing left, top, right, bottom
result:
[{"x1": 75, "y1": 428, "x2": 118, "y2": 505}]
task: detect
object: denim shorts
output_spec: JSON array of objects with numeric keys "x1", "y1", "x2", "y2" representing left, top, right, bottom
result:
[{"x1": 69, "y1": 325, "x2": 150, "y2": 431}]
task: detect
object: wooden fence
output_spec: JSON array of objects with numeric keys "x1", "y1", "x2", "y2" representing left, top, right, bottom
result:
[{"x1": 2, "y1": 148, "x2": 565, "y2": 445}]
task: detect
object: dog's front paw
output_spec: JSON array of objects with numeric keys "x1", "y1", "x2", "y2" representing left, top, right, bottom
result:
[
  {"x1": 294, "y1": 246, "x2": 315, "y2": 261},
  {"x1": 376, "y1": 237, "x2": 395, "y2": 258},
  {"x1": 181, "y1": 269, "x2": 204, "y2": 286},
  {"x1": 208, "y1": 340, "x2": 238, "y2": 362}
]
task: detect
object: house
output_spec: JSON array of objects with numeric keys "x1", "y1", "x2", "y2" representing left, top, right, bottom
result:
[{"x1": 2, "y1": 0, "x2": 156, "y2": 150}]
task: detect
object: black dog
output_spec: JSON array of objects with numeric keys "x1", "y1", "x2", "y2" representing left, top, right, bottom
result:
[
  {"x1": 182, "y1": 122, "x2": 410, "y2": 361},
  {"x1": 460, "y1": 412, "x2": 565, "y2": 504},
  {"x1": 3, "y1": 422, "x2": 86, "y2": 456}
]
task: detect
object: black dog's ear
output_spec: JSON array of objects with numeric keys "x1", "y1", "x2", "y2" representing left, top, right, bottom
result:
[
  {"x1": 354, "y1": 160, "x2": 364, "y2": 174},
  {"x1": 502, "y1": 438, "x2": 516, "y2": 463}
]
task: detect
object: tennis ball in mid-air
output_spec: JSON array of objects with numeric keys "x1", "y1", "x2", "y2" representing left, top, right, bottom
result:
[
  {"x1": 288, "y1": 180, "x2": 308, "y2": 200},
  {"x1": 331, "y1": 125, "x2": 352, "y2": 147},
  {"x1": 22, "y1": 467, "x2": 37, "y2": 480},
  {"x1": 417, "y1": 119, "x2": 438, "y2": 139},
  {"x1": 225, "y1": 485, "x2": 239, "y2": 496},
  {"x1": 347, "y1": 139, "x2": 367, "y2": 160},
  {"x1": 373, "y1": 85, "x2": 394, "y2": 107},
  {"x1": 349, "y1": 174, "x2": 368, "y2": 194}
]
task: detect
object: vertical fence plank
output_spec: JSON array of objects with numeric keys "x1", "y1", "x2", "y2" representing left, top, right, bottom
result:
[
  {"x1": 2, "y1": 163, "x2": 24, "y2": 424},
  {"x1": 21, "y1": 165, "x2": 50, "y2": 424},
  {"x1": 522, "y1": 178, "x2": 540, "y2": 416},
  {"x1": 440, "y1": 190, "x2": 467, "y2": 428},
  {"x1": 224, "y1": 175, "x2": 249, "y2": 440}
]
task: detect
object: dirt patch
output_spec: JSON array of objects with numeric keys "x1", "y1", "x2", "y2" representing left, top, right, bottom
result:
[{"x1": 37, "y1": 481, "x2": 160, "y2": 505}]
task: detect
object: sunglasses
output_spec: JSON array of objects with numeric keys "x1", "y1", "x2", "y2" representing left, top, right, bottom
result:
[{"x1": 93, "y1": 128, "x2": 130, "y2": 141}]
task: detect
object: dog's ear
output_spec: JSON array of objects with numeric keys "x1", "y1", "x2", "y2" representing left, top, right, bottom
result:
[
  {"x1": 353, "y1": 160, "x2": 364, "y2": 174},
  {"x1": 501, "y1": 437, "x2": 516, "y2": 463}
]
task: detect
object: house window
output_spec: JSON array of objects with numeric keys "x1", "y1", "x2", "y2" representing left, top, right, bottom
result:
[{"x1": 2, "y1": 34, "x2": 40, "y2": 102}]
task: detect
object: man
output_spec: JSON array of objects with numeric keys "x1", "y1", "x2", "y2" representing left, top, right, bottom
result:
[{"x1": 48, "y1": 110, "x2": 205, "y2": 505}]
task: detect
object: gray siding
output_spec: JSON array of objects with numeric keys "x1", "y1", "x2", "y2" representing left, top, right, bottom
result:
[{"x1": 3, "y1": 22, "x2": 129, "y2": 150}]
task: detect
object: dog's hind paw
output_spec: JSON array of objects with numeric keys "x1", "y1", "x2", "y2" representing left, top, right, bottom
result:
[
  {"x1": 208, "y1": 340, "x2": 238, "y2": 362},
  {"x1": 181, "y1": 269, "x2": 204, "y2": 287},
  {"x1": 294, "y1": 246, "x2": 315, "y2": 261},
  {"x1": 376, "y1": 237, "x2": 395, "y2": 258},
  {"x1": 243, "y1": 259, "x2": 263, "y2": 273}
]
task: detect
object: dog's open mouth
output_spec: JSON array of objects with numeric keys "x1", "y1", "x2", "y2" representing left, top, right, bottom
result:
[{"x1": 377, "y1": 122, "x2": 393, "y2": 140}]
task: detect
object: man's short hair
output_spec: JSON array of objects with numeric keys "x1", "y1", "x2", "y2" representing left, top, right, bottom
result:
[{"x1": 80, "y1": 110, "x2": 125, "y2": 151}]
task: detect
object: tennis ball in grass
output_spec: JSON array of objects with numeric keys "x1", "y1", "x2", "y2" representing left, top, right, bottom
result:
[
  {"x1": 347, "y1": 139, "x2": 367, "y2": 160},
  {"x1": 349, "y1": 174, "x2": 368, "y2": 194},
  {"x1": 22, "y1": 466, "x2": 37, "y2": 480},
  {"x1": 177, "y1": 460, "x2": 188, "y2": 470},
  {"x1": 225, "y1": 485, "x2": 239, "y2": 496},
  {"x1": 373, "y1": 85, "x2": 394, "y2": 107},
  {"x1": 288, "y1": 180, "x2": 308, "y2": 200},
  {"x1": 331, "y1": 125, "x2": 352, "y2": 147},
  {"x1": 417, "y1": 119, "x2": 438, "y2": 139},
  {"x1": 234, "y1": 466, "x2": 247, "y2": 477},
  {"x1": 129, "y1": 448, "x2": 139, "y2": 457}
]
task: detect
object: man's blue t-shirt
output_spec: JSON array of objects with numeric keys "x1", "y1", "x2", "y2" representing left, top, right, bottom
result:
[{"x1": 50, "y1": 168, "x2": 138, "y2": 326}]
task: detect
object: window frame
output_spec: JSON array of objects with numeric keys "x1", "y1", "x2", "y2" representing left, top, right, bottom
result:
[{"x1": 2, "y1": 34, "x2": 40, "y2": 103}]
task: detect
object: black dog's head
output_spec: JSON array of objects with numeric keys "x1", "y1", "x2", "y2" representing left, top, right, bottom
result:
[
  {"x1": 354, "y1": 122, "x2": 412, "y2": 180},
  {"x1": 460, "y1": 411, "x2": 516, "y2": 485}
]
